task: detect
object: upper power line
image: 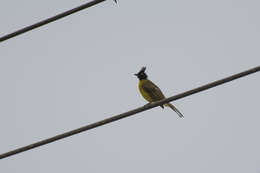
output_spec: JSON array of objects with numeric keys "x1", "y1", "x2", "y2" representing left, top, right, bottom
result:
[
  {"x1": 0, "y1": 66, "x2": 259, "y2": 160},
  {"x1": 0, "y1": 0, "x2": 116, "y2": 42}
]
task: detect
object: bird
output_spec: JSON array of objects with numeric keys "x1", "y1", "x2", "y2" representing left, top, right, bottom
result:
[{"x1": 134, "y1": 67, "x2": 184, "y2": 118}]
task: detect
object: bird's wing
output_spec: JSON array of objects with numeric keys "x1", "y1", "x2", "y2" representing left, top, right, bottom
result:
[{"x1": 142, "y1": 80, "x2": 165, "y2": 101}]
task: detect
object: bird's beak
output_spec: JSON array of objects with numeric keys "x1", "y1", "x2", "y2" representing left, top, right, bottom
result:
[{"x1": 134, "y1": 73, "x2": 138, "y2": 76}]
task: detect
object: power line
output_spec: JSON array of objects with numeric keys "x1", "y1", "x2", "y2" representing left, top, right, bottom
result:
[
  {"x1": 0, "y1": 0, "x2": 116, "y2": 42},
  {"x1": 0, "y1": 66, "x2": 259, "y2": 160}
]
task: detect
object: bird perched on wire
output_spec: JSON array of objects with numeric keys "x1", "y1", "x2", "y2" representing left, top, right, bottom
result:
[{"x1": 135, "y1": 67, "x2": 184, "y2": 118}]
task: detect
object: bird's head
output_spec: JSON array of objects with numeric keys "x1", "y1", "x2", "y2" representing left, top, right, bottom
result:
[{"x1": 134, "y1": 67, "x2": 148, "y2": 80}]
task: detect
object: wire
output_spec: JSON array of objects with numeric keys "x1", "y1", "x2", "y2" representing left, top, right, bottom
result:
[
  {"x1": 0, "y1": 0, "x2": 115, "y2": 42},
  {"x1": 0, "y1": 66, "x2": 259, "y2": 160}
]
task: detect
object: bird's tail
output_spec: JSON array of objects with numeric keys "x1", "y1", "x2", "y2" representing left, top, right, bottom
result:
[{"x1": 164, "y1": 103, "x2": 184, "y2": 118}]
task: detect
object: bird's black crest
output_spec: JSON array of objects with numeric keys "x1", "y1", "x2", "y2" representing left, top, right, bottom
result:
[
  {"x1": 135, "y1": 67, "x2": 148, "y2": 80},
  {"x1": 139, "y1": 67, "x2": 146, "y2": 73}
]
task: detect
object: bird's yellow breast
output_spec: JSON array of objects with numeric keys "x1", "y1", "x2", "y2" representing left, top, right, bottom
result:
[{"x1": 138, "y1": 79, "x2": 154, "y2": 102}]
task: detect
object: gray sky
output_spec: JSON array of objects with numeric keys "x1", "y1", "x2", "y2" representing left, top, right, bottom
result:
[{"x1": 0, "y1": 0, "x2": 260, "y2": 172}]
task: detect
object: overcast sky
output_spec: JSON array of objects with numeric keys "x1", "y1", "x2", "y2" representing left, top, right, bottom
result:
[{"x1": 0, "y1": 0, "x2": 260, "y2": 172}]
